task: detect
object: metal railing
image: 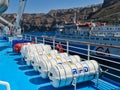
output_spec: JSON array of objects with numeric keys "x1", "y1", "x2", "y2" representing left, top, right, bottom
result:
[
  {"x1": 23, "y1": 34, "x2": 120, "y2": 84},
  {"x1": 0, "y1": 81, "x2": 10, "y2": 90}
]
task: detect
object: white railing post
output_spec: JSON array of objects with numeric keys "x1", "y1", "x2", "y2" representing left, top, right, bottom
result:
[
  {"x1": 35, "y1": 36, "x2": 37, "y2": 43},
  {"x1": 72, "y1": 77, "x2": 77, "y2": 90},
  {"x1": 88, "y1": 44, "x2": 90, "y2": 60},
  {"x1": 67, "y1": 41, "x2": 69, "y2": 55},
  {"x1": 53, "y1": 38, "x2": 55, "y2": 49},
  {"x1": 24, "y1": 35, "x2": 27, "y2": 40},
  {"x1": 29, "y1": 36, "x2": 32, "y2": 41},
  {"x1": 0, "y1": 81, "x2": 10, "y2": 90},
  {"x1": 43, "y1": 37, "x2": 45, "y2": 44},
  {"x1": 96, "y1": 72, "x2": 99, "y2": 87}
]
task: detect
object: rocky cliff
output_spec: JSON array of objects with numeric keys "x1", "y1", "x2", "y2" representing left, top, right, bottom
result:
[
  {"x1": 91, "y1": 0, "x2": 120, "y2": 23},
  {"x1": 102, "y1": 0, "x2": 120, "y2": 7}
]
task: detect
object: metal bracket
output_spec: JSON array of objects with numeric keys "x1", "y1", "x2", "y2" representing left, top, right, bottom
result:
[{"x1": 72, "y1": 77, "x2": 77, "y2": 90}]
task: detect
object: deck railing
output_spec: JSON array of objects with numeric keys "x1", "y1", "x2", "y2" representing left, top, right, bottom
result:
[
  {"x1": 23, "y1": 34, "x2": 120, "y2": 84},
  {"x1": 0, "y1": 81, "x2": 10, "y2": 90}
]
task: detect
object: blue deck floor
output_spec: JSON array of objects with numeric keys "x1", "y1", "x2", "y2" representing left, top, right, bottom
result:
[{"x1": 0, "y1": 38, "x2": 120, "y2": 90}]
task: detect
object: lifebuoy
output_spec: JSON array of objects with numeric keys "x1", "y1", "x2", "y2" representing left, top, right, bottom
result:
[{"x1": 55, "y1": 43, "x2": 64, "y2": 53}]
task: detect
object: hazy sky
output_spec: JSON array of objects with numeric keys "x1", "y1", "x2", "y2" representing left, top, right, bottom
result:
[{"x1": 5, "y1": 0, "x2": 103, "y2": 14}]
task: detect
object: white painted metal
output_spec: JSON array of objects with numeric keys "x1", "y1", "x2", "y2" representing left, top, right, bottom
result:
[
  {"x1": 14, "y1": 0, "x2": 27, "y2": 35},
  {"x1": 0, "y1": 16, "x2": 13, "y2": 27},
  {"x1": 0, "y1": 80, "x2": 10, "y2": 90}
]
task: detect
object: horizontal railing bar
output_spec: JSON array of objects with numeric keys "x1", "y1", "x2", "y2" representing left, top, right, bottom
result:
[
  {"x1": 57, "y1": 43, "x2": 67, "y2": 46},
  {"x1": 104, "y1": 71, "x2": 120, "y2": 79},
  {"x1": 91, "y1": 50, "x2": 120, "y2": 58},
  {"x1": 60, "y1": 43, "x2": 66, "y2": 47},
  {"x1": 37, "y1": 39, "x2": 42, "y2": 41},
  {"x1": 36, "y1": 40, "x2": 42, "y2": 43},
  {"x1": 44, "y1": 40, "x2": 52, "y2": 44},
  {"x1": 69, "y1": 45, "x2": 88, "y2": 51},
  {"x1": 69, "y1": 49, "x2": 88, "y2": 57},
  {"x1": 90, "y1": 55, "x2": 120, "y2": 64},
  {"x1": 100, "y1": 64, "x2": 120, "y2": 72}
]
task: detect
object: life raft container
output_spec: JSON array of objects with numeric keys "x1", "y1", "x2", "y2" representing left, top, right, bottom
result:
[{"x1": 48, "y1": 60, "x2": 100, "y2": 88}]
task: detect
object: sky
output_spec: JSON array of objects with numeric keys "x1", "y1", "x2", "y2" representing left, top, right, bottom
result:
[{"x1": 5, "y1": 0, "x2": 103, "y2": 14}]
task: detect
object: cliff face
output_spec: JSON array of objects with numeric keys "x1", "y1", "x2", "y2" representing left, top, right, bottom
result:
[{"x1": 91, "y1": 0, "x2": 120, "y2": 23}]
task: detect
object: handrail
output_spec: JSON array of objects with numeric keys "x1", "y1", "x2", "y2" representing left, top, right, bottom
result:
[
  {"x1": 0, "y1": 81, "x2": 10, "y2": 90},
  {"x1": 23, "y1": 34, "x2": 120, "y2": 49}
]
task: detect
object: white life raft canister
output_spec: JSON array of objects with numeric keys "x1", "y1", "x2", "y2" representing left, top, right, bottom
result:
[{"x1": 48, "y1": 60, "x2": 100, "y2": 88}]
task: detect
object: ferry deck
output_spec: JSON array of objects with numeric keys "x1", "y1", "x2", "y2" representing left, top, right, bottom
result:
[{"x1": 0, "y1": 0, "x2": 120, "y2": 89}]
